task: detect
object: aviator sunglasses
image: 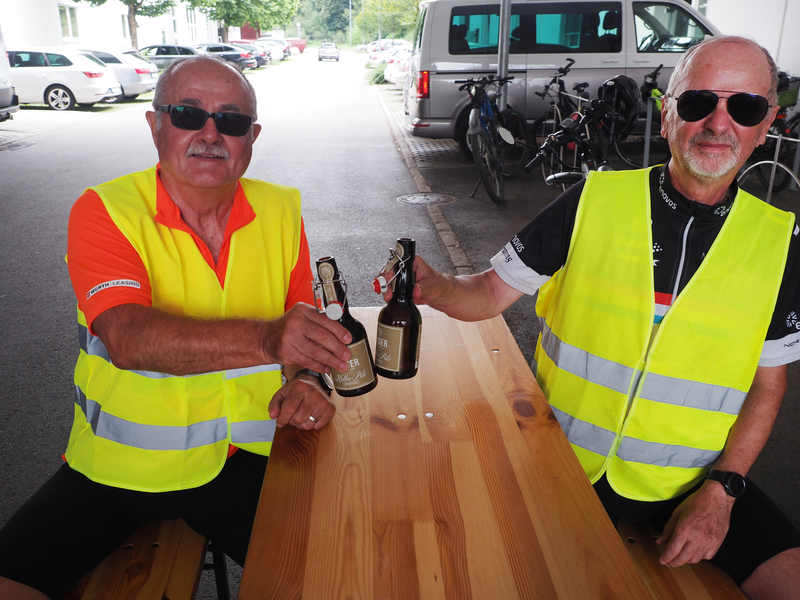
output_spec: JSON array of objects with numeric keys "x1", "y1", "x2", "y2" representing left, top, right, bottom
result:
[
  {"x1": 155, "y1": 105, "x2": 253, "y2": 136},
  {"x1": 668, "y1": 90, "x2": 774, "y2": 127}
]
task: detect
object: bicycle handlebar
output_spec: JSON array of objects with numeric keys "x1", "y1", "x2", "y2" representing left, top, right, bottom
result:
[
  {"x1": 455, "y1": 75, "x2": 514, "y2": 91},
  {"x1": 537, "y1": 59, "x2": 577, "y2": 98}
]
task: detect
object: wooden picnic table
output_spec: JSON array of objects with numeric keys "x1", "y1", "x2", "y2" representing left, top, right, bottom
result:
[{"x1": 239, "y1": 306, "x2": 652, "y2": 600}]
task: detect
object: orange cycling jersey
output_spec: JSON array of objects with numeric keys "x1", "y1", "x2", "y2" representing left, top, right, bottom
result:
[{"x1": 68, "y1": 170, "x2": 314, "y2": 334}]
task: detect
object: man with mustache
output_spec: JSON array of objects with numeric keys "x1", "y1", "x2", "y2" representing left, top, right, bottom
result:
[
  {"x1": 0, "y1": 55, "x2": 351, "y2": 599},
  {"x1": 386, "y1": 36, "x2": 800, "y2": 598}
]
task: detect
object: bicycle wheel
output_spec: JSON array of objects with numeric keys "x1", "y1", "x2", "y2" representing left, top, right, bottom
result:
[
  {"x1": 469, "y1": 128, "x2": 504, "y2": 203},
  {"x1": 531, "y1": 107, "x2": 563, "y2": 184},
  {"x1": 498, "y1": 108, "x2": 532, "y2": 178},
  {"x1": 753, "y1": 123, "x2": 792, "y2": 192},
  {"x1": 614, "y1": 115, "x2": 671, "y2": 168}
]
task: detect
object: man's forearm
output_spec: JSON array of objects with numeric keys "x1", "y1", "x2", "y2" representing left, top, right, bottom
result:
[
  {"x1": 92, "y1": 302, "x2": 353, "y2": 376},
  {"x1": 421, "y1": 268, "x2": 524, "y2": 322},
  {"x1": 711, "y1": 364, "x2": 787, "y2": 476},
  {"x1": 93, "y1": 304, "x2": 270, "y2": 375}
]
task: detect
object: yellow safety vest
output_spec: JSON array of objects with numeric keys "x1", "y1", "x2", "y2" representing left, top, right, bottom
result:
[
  {"x1": 66, "y1": 167, "x2": 303, "y2": 492},
  {"x1": 535, "y1": 169, "x2": 794, "y2": 501}
]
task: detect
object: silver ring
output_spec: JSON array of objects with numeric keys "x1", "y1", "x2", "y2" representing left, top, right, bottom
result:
[{"x1": 308, "y1": 415, "x2": 317, "y2": 422}]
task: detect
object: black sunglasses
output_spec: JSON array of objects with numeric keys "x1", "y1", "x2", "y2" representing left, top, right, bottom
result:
[
  {"x1": 669, "y1": 90, "x2": 773, "y2": 127},
  {"x1": 155, "y1": 105, "x2": 253, "y2": 136}
]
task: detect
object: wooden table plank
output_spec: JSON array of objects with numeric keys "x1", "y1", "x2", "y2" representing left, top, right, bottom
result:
[{"x1": 239, "y1": 307, "x2": 652, "y2": 600}]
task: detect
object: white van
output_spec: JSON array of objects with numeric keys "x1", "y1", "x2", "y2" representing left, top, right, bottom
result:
[
  {"x1": 404, "y1": 0, "x2": 719, "y2": 156},
  {"x1": 0, "y1": 20, "x2": 20, "y2": 122}
]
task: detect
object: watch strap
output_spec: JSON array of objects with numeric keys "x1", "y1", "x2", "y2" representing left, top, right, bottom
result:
[
  {"x1": 292, "y1": 368, "x2": 333, "y2": 396},
  {"x1": 706, "y1": 470, "x2": 746, "y2": 498}
]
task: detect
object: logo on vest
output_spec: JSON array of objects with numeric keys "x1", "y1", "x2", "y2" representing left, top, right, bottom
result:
[
  {"x1": 86, "y1": 279, "x2": 141, "y2": 300},
  {"x1": 786, "y1": 311, "x2": 800, "y2": 331}
]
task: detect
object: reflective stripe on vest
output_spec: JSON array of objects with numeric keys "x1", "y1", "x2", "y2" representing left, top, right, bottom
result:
[
  {"x1": 74, "y1": 386, "x2": 277, "y2": 449},
  {"x1": 535, "y1": 168, "x2": 794, "y2": 500},
  {"x1": 540, "y1": 321, "x2": 747, "y2": 414},
  {"x1": 79, "y1": 323, "x2": 281, "y2": 380}
]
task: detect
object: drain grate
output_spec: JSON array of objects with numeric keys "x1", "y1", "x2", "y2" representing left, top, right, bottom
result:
[{"x1": 396, "y1": 193, "x2": 457, "y2": 206}]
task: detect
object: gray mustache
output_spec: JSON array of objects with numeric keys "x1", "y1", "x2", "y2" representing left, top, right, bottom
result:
[{"x1": 186, "y1": 143, "x2": 230, "y2": 159}]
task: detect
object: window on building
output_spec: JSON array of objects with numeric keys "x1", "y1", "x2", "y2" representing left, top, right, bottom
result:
[
  {"x1": 187, "y1": 6, "x2": 197, "y2": 42},
  {"x1": 59, "y1": 5, "x2": 80, "y2": 38}
]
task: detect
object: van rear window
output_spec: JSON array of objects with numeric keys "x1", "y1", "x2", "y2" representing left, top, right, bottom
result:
[{"x1": 449, "y1": 2, "x2": 622, "y2": 55}]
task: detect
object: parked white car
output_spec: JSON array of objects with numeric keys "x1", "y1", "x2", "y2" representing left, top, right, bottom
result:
[
  {"x1": 369, "y1": 41, "x2": 411, "y2": 68},
  {"x1": 8, "y1": 47, "x2": 122, "y2": 110},
  {"x1": 81, "y1": 48, "x2": 158, "y2": 100},
  {"x1": 384, "y1": 47, "x2": 412, "y2": 88}
]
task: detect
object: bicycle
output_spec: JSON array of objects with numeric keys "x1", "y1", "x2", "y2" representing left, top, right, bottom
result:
[
  {"x1": 455, "y1": 75, "x2": 532, "y2": 203},
  {"x1": 523, "y1": 75, "x2": 641, "y2": 187},
  {"x1": 613, "y1": 64, "x2": 672, "y2": 168},
  {"x1": 529, "y1": 59, "x2": 593, "y2": 182},
  {"x1": 747, "y1": 73, "x2": 800, "y2": 193}
]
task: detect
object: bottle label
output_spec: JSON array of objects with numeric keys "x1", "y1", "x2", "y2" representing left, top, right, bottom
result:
[
  {"x1": 331, "y1": 338, "x2": 375, "y2": 391},
  {"x1": 375, "y1": 323, "x2": 404, "y2": 372},
  {"x1": 317, "y1": 263, "x2": 338, "y2": 305}
]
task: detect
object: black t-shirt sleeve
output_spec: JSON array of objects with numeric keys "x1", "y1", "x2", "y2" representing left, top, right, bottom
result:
[
  {"x1": 490, "y1": 182, "x2": 584, "y2": 294},
  {"x1": 761, "y1": 227, "x2": 800, "y2": 366}
]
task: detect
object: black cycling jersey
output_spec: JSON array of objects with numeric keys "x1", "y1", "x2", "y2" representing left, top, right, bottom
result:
[{"x1": 491, "y1": 164, "x2": 800, "y2": 367}]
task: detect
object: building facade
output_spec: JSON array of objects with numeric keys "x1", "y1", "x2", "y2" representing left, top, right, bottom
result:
[{"x1": 0, "y1": 0, "x2": 235, "y2": 50}]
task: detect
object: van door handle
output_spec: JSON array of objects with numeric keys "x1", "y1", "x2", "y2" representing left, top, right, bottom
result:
[
  {"x1": 601, "y1": 57, "x2": 620, "y2": 63},
  {"x1": 633, "y1": 59, "x2": 652, "y2": 63}
]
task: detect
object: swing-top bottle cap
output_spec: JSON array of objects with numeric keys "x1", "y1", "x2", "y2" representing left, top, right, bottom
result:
[{"x1": 325, "y1": 301, "x2": 344, "y2": 321}]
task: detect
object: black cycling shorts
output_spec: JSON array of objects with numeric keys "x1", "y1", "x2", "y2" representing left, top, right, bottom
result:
[
  {"x1": 594, "y1": 473, "x2": 800, "y2": 585},
  {"x1": 0, "y1": 449, "x2": 268, "y2": 599}
]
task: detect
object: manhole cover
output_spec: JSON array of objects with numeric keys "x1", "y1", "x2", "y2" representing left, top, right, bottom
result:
[{"x1": 396, "y1": 193, "x2": 457, "y2": 206}]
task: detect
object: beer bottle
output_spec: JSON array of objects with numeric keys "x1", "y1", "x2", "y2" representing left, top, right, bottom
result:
[
  {"x1": 315, "y1": 256, "x2": 378, "y2": 397},
  {"x1": 375, "y1": 238, "x2": 422, "y2": 379}
]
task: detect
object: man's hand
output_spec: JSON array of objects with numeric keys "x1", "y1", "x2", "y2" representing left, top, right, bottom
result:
[
  {"x1": 380, "y1": 255, "x2": 440, "y2": 305},
  {"x1": 268, "y1": 375, "x2": 335, "y2": 430},
  {"x1": 261, "y1": 303, "x2": 352, "y2": 373},
  {"x1": 379, "y1": 256, "x2": 524, "y2": 323},
  {"x1": 656, "y1": 481, "x2": 735, "y2": 566}
]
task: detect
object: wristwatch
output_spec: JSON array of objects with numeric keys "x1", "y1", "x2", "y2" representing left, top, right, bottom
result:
[
  {"x1": 292, "y1": 368, "x2": 333, "y2": 396},
  {"x1": 706, "y1": 470, "x2": 746, "y2": 498}
]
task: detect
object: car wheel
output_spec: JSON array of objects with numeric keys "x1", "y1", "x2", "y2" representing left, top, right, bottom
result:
[
  {"x1": 45, "y1": 85, "x2": 76, "y2": 110},
  {"x1": 123, "y1": 94, "x2": 139, "y2": 101},
  {"x1": 104, "y1": 88, "x2": 124, "y2": 104}
]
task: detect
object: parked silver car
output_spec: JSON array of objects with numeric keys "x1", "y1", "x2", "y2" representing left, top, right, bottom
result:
[
  {"x1": 138, "y1": 44, "x2": 205, "y2": 68},
  {"x1": 406, "y1": 0, "x2": 719, "y2": 157},
  {"x1": 81, "y1": 48, "x2": 158, "y2": 100},
  {"x1": 318, "y1": 43, "x2": 340, "y2": 62}
]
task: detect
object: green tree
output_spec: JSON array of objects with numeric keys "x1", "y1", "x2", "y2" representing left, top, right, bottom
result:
[
  {"x1": 199, "y1": 0, "x2": 301, "y2": 42},
  {"x1": 357, "y1": 0, "x2": 416, "y2": 41},
  {"x1": 75, "y1": 0, "x2": 210, "y2": 49}
]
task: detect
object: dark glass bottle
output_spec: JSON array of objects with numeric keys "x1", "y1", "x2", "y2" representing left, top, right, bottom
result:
[
  {"x1": 375, "y1": 238, "x2": 422, "y2": 379},
  {"x1": 316, "y1": 256, "x2": 378, "y2": 397}
]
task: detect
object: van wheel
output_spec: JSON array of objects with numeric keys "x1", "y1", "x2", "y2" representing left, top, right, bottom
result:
[
  {"x1": 455, "y1": 109, "x2": 473, "y2": 160},
  {"x1": 45, "y1": 85, "x2": 75, "y2": 110}
]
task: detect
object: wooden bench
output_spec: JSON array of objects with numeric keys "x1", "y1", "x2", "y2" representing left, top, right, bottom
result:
[
  {"x1": 60, "y1": 518, "x2": 228, "y2": 600},
  {"x1": 618, "y1": 521, "x2": 747, "y2": 600}
]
